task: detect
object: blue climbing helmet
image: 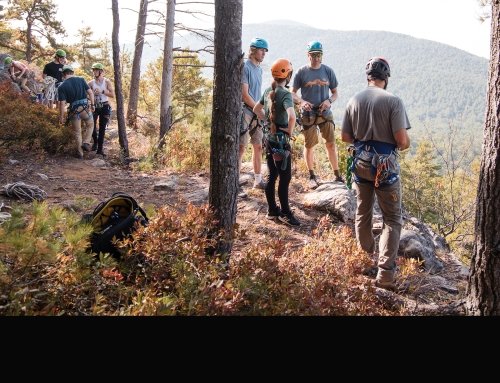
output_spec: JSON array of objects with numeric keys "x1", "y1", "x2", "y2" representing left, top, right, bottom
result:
[
  {"x1": 250, "y1": 37, "x2": 269, "y2": 52},
  {"x1": 307, "y1": 41, "x2": 323, "y2": 53},
  {"x1": 366, "y1": 57, "x2": 391, "y2": 80}
]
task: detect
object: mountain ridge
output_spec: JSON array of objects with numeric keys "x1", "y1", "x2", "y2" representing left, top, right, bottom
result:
[{"x1": 138, "y1": 21, "x2": 488, "y2": 145}]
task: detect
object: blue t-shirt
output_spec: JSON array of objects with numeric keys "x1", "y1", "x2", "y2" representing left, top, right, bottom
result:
[
  {"x1": 242, "y1": 59, "x2": 262, "y2": 116},
  {"x1": 292, "y1": 64, "x2": 338, "y2": 107}
]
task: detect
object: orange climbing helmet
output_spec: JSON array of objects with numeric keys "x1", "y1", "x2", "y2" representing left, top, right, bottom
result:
[{"x1": 271, "y1": 58, "x2": 293, "y2": 79}]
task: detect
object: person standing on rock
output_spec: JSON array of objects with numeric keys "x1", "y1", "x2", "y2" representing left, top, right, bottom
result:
[
  {"x1": 43, "y1": 49, "x2": 67, "y2": 108},
  {"x1": 341, "y1": 57, "x2": 411, "y2": 291},
  {"x1": 291, "y1": 41, "x2": 343, "y2": 189}
]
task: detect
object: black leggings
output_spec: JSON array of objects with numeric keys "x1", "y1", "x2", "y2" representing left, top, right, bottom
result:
[
  {"x1": 265, "y1": 153, "x2": 292, "y2": 214},
  {"x1": 92, "y1": 103, "x2": 112, "y2": 152}
]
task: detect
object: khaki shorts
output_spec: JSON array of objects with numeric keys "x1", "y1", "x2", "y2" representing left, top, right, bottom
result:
[
  {"x1": 301, "y1": 115, "x2": 335, "y2": 148},
  {"x1": 240, "y1": 112, "x2": 264, "y2": 146}
]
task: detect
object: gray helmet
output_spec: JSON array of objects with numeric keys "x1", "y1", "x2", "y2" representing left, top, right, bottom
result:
[{"x1": 366, "y1": 57, "x2": 391, "y2": 80}]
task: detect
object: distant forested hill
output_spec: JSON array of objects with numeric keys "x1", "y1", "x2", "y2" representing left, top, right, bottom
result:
[{"x1": 164, "y1": 21, "x2": 488, "y2": 149}]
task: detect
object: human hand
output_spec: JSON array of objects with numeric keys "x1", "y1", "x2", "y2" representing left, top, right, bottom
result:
[{"x1": 301, "y1": 100, "x2": 313, "y2": 111}]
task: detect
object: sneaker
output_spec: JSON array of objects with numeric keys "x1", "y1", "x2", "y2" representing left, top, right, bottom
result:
[
  {"x1": 238, "y1": 187, "x2": 248, "y2": 199},
  {"x1": 308, "y1": 176, "x2": 320, "y2": 190},
  {"x1": 266, "y1": 207, "x2": 281, "y2": 220},
  {"x1": 374, "y1": 279, "x2": 410, "y2": 293},
  {"x1": 81, "y1": 143, "x2": 92, "y2": 152},
  {"x1": 278, "y1": 212, "x2": 301, "y2": 227},
  {"x1": 253, "y1": 180, "x2": 266, "y2": 190},
  {"x1": 334, "y1": 175, "x2": 345, "y2": 183}
]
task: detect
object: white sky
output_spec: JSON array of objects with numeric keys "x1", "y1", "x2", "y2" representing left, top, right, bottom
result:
[{"x1": 52, "y1": 0, "x2": 491, "y2": 59}]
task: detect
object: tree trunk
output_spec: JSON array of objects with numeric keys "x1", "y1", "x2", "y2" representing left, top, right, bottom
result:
[
  {"x1": 158, "y1": 0, "x2": 175, "y2": 148},
  {"x1": 208, "y1": 0, "x2": 243, "y2": 256},
  {"x1": 126, "y1": 0, "x2": 149, "y2": 129},
  {"x1": 25, "y1": 16, "x2": 32, "y2": 62},
  {"x1": 466, "y1": 0, "x2": 500, "y2": 315},
  {"x1": 111, "y1": 0, "x2": 129, "y2": 160}
]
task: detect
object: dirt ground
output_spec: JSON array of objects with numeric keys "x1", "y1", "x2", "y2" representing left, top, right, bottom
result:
[{"x1": 0, "y1": 131, "x2": 468, "y2": 315}]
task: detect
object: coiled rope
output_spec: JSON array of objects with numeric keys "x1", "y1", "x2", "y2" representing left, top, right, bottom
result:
[{"x1": 1, "y1": 182, "x2": 47, "y2": 201}]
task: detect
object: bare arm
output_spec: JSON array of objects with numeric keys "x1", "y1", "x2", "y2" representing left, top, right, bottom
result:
[
  {"x1": 341, "y1": 131, "x2": 354, "y2": 144},
  {"x1": 58, "y1": 101, "x2": 66, "y2": 124},
  {"x1": 86, "y1": 88, "x2": 95, "y2": 112},
  {"x1": 241, "y1": 83, "x2": 255, "y2": 108},
  {"x1": 291, "y1": 87, "x2": 313, "y2": 111},
  {"x1": 281, "y1": 106, "x2": 296, "y2": 136},
  {"x1": 394, "y1": 128, "x2": 410, "y2": 150},
  {"x1": 104, "y1": 79, "x2": 114, "y2": 99},
  {"x1": 319, "y1": 87, "x2": 338, "y2": 113},
  {"x1": 253, "y1": 102, "x2": 265, "y2": 121}
]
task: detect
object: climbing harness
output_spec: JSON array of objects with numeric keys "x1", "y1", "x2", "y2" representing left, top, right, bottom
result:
[
  {"x1": 349, "y1": 140, "x2": 400, "y2": 188},
  {"x1": 346, "y1": 145, "x2": 356, "y2": 189},
  {"x1": 66, "y1": 98, "x2": 92, "y2": 125},
  {"x1": 240, "y1": 103, "x2": 261, "y2": 137},
  {"x1": 43, "y1": 76, "x2": 57, "y2": 104}
]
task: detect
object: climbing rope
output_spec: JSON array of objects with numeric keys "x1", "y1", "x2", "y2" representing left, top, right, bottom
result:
[
  {"x1": 43, "y1": 76, "x2": 57, "y2": 104},
  {"x1": 1, "y1": 182, "x2": 47, "y2": 201}
]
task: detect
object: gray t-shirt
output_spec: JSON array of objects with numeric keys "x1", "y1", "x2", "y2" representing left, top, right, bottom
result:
[
  {"x1": 292, "y1": 64, "x2": 338, "y2": 107},
  {"x1": 342, "y1": 86, "x2": 411, "y2": 145},
  {"x1": 242, "y1": 59, "x2": 262, "y2": 116}
]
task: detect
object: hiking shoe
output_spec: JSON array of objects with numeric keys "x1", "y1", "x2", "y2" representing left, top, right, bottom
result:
[
  {"x1": 334, "y1": 175, "x2": 345, "y2": 183},
  {"x1": 253, "y1": 180, "x2": 266, "y2": 190},
  {"x1": 266, "y1": 207, "x2": 281, "y2": 220},
  {"x1": 82, "y1": 143, "x2": 92, "y2": 152},
  {"x1": 238, "y1": 187, "x2": 248, "y2": 199},
  {"x1": 374, "y1": 279, "x2": 410, "y2": 293},
  {"x1": 92, "y1": 142, "x2": 98, "y2": 151},
  {"x1": 308, "y1": 176, "x2": 320, "y2": 190},
  {"x1": 279, "y1": 212, "x2": 301, "y2": 227}
]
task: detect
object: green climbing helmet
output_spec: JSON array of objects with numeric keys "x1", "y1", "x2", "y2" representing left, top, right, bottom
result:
[
  {"x1": 4, "y1": 57, "x2": 12, "y2": 65},
  {"x1": 55, "y1": 49, "x2": 66, "y2": 58},
  {"x1": 91, "y1": 62, "x2": 104, "y2": 70},
  {"x1": 250, "y1": 37, "x2": 269, "y2": 52},
  {"x1": 307, "y1": 41, "x2": 323, "y2": 53},
  {"x1": 62, "y1": 64, "x2": 74, "y2": 73}
]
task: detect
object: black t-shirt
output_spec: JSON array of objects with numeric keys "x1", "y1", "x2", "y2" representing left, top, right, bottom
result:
[{"x1": 43, "y1": 61, "x2": 64, "y2": 84}]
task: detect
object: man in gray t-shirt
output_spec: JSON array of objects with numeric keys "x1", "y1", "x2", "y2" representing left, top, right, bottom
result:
[
  {"x1": 292, "y1": 41, "x2": 342, "y2": 189},
  {"x1": 342, "y1": 57, "x2": 411, "y2": 292}
]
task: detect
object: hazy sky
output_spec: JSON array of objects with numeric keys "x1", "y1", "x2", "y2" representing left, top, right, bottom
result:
[{"x1": 53, "y1": 0, "x2": 491, "y2": 59}]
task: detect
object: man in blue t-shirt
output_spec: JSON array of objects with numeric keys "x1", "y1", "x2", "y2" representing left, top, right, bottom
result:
[
  {"x1": 58, "y1": 65, "x2": 95, "y2": 159},
  {"x1": 292, "y1": 41, "x2": 343, "y2": 189},
  {"x1": 238, "y1": 37, "x2": 268, "y2": 197}
]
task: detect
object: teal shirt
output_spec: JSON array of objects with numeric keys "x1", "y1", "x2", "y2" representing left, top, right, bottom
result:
[{"x1": 259, "y1": 86, "x2": 294, "y2": 126}]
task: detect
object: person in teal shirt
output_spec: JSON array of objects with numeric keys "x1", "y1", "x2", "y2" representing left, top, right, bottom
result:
[{"x1": 254, "y1": 58, "x2": 300, "y2": 227}]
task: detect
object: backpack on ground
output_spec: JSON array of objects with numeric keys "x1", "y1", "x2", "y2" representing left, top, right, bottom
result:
[{"x1": 85, "y1": 192, "x2": 148, "y2": 258}]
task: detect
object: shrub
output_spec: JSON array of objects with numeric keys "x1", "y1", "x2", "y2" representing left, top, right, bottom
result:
[{"x1": 0, "y1": 81, "x2": 73, "y2": 154}]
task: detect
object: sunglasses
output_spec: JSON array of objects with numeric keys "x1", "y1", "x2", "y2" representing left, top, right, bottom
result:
[{"x1": 309, "y1": 52, "x2": 322, "y2": 58}]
